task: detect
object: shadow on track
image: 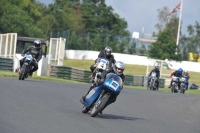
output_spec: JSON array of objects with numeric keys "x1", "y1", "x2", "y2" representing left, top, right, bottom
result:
[{"x1": 96, "y1": 113, "x2": 145, "y2": 121}]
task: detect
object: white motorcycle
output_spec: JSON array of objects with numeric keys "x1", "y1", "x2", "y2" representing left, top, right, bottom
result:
[
  {"x1": 93, "y1": 58, "x2": 109, "y2": 83},
  {"x1": 148, "y1": 72, "x2": 158, "y2": 91}
]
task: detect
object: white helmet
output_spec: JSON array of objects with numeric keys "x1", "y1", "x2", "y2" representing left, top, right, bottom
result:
[{"x1": 113, "y1": 61, "x2": 125, "y2": 75}]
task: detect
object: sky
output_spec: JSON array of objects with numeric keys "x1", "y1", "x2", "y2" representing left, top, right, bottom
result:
[{"x1": 38, "y1": 0, "x2": 200, "y2": 36}]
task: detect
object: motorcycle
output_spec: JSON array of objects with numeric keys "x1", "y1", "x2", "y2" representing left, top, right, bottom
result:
[
  {"x1": 148, "y1": 72, "x2": 158, "y2": 91},
  {"x1": 19, "y1": 55, "x2": 35, "y2": 80},
  {"x1": 171, "y1": 76, "x2": 180, "y2": 93},
  {"x1": 92, "y1": 58, "x2": 109, "y2": 83},
  {"x1": 180, "y1": 77, "x2": 187, "y2": 94},
  {"x1": 81, "y1": 72, "x2": 122, "y2": 117}
]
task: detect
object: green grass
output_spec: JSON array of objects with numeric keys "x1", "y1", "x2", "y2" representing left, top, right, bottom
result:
[
  {"x1": 0, "y1": 71, "x2": 199, "y2": 95},
  {"x1": 64, "y1": 59, "x2": 200, "y2": 86},
  {"x1": 0, "y1": 71, "x2": 80, "y2": 83},
  {"x1": 125, "y1": 85, "x2": 200, "y2": 95}
]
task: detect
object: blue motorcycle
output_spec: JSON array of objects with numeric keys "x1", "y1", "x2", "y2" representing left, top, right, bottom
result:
[{"x1": 81, "y1": 72, "x2": 122, "y2": 117}]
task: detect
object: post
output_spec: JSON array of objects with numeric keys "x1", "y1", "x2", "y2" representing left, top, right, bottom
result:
[
  {"x1": 5, "y1": 34, "x2": 8, "y2": 58},
  {"x1": 55, "y1": 38, "x2": 59, "y2": 66},
  {"x1": 58, "y1": 37, "x2": 62, "y2": 65},
  {"x1": 175, "y1": 0, "x2": 183, "y2": 54},
  {"x1": 13, "y1": 33, "x2": 17, "y2": 60},
  {"x1": 48, "y1": 38, "x2": 52, "y2": 65},
  {"x1": 160, "y1": 61, "x2": 163, "y2": 78},
  {"x1": 10, "y1": 34, "x2": 13, "y2": 58}
]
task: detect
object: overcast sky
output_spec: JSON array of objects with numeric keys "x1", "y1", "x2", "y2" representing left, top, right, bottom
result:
[{"x1": 38, "y1": 0, "x2": 200, "y2": 36}]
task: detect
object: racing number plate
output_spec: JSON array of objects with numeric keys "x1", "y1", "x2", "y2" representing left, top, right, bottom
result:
[{"x1": 109, "y1": 81, "x2": 119, "y2": 91}]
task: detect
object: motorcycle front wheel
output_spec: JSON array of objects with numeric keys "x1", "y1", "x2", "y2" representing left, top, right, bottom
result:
[
  {"x1": 19, "y1": 65, "x2": 27, "y2": 80},
  {"x1": 90, "y1": 94, "x2": 110, "y2": 117}
]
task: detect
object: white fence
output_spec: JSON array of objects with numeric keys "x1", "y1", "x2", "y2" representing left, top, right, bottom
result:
[
  {"x1": 48, "y1": 37, "x2": 66, "y2": 66},
  {"x1": 0, "y1": 33, "x2": 17, "y2": 58},
  {"x1": 65, "y1": 50, "x2": 200, "y2": 73}
]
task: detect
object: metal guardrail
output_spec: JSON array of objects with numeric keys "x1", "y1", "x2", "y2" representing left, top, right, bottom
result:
[
  {"x1": 0, "y1": 58, "x2": 13, "y2": 71},
  {"x1": 50, "y1": 66, "x2": 165, "y2": 88}
]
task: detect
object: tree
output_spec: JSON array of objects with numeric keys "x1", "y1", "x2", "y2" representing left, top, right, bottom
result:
[
  {"x1": 148, "y1": 29, "x2": 182, "y2": 61},
  {"x1": 36, "y1": 14, "x2": 57, "y2": 39},
  {"x1": 80, "y1": 0, "x2": 130, "y2": 51},
  {"x1": 138, "y1": 44, "x2": 147, "y2": 55},
  {"x1": 127, "y1": 40, "x2": 137, "y2": 54},
  {"x1": 154, "y1": 6, "x2": 179, "y2": 40},
  {"x1": 180, "y1": 21, "x2": 200, "y2": 61},
  {"x1": 0, "y1": 0, "x2": 43, "y2": 37},
  {"x1": 155, "y1": 6, "x2": 169, "y2": 32}
]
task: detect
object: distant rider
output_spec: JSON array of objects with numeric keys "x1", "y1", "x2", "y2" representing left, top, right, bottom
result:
[
  {"x1": 148, "y1": 66, "x2": 160, "y2": 89},
  {"x1": 170, "y1": 68, "x2": 183, "y2": 88},
  {"x1": 19, "y1": 40, "x2": 42, "y2": 76},
  {"x1": 89, "y1": 46, "x2": 116, "y2": 78},
  {"x1": 182, "y1": 71, "x2": 190, "y2": 89}
]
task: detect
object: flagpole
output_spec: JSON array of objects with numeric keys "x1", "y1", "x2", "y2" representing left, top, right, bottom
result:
[{"x1": 175, "y1": 0, "x2": 183, "y2": 54}]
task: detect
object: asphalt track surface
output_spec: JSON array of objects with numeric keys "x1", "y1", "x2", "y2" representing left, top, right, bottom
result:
[{"x1": 0, "y1": 77, "x2": 200, "y2": 133}]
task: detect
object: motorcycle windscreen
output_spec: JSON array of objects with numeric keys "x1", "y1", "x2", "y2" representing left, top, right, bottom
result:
[
  {"x1": 180, "y1": 77, "x2": 186, "y2": 83},
  {"x1": 103, "y1": 73, "x2": 122, "y2": 95},
  {"x1": 25, "y1": 55, "x2": 33, "y2": 60},
  {"x1": 96, "y1": 58, "x2": 110, "y2": 68},
  {"x1": 84, "y1": 85, "x2": 103, "y2": 108},
  {"x1": 172, "y1": 76, "x2": 179, "y2": 82},
  {"x1": 151, "y1": 72, "x2": 156, "y2": 77}
]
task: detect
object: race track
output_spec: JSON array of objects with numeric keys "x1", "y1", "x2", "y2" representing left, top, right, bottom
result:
[{"x1": 0, "y1": 77, "x2": 200, "y2": 133}]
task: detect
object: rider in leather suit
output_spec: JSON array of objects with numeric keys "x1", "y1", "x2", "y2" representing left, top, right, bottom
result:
[
  {"x1": 170, "y1": 68, "x2": 183, "y2": 88},
  {"x1": 90, "y1": 46, "x2": 116, "y2": 75},
  {"x1": 81, "y1": 61, "x2": 126, "y2": 111},
  {"x1": 19, "y1": 40, "x2": 43, "y2": 76},
  {"x1": 148, "y1": 66, "x2": 160, "y2": 89}
]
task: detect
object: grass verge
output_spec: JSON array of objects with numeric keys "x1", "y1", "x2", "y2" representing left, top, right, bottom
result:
[
  {"x1": 125, "y1": 85, "x2": 200, "y2": 95},
  {"x1": 64, "y1": 59, "x2": 200, "y2": 86},
  {"x1": 0, "y1": 71, "x2": 80, "y2": 83},
  {"x1": 1, "y1": 71, "x2": 199, "y2": 95}
]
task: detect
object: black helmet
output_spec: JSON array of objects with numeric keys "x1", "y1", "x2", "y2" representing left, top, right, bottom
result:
[
  {"x1": 34, "y1": 40, "x2": 41, "y2": 50},
  {"x1": 113, "y1": 61, "x2": 125, "y2": 75},
  {"x1": 155, "y1": 66, "x2": 159, "y2": 71},
  {"x1": 104, "y1": 46, "x2": 112, "y2": 57}
]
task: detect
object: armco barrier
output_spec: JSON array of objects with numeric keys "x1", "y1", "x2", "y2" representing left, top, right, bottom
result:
[
  {"x1": 0, "y1": 58, "x2": 13, "y2": 71},
  {"x1": 50, "y1": 66, "x2": 91, "y2": 83},
  {"x1": 50, "y1": 66, "x2": 165, "y2": 88}
]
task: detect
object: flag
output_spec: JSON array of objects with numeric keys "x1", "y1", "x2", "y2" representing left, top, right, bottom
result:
[{"x1": 167, "y1": 2, "x2": 182, "y2": 18}]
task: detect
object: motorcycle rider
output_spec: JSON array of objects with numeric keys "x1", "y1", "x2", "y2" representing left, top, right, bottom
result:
[
  {"x1": 170, "y1": 68, "x2": 183, "y2": 88},
  {"x1": 182, "y1": 71, "x2": 190, "y2": 89},
  {"x1": 148, "y1": 66, "x2": 160, "y2": 89},
  {"x1": 81, "y1": 61, "x2": 125, "y2": 109},
  {"x1": 19, "y1": 40, "x2": 43, "y2": 76},
  {"x1": 89, "y1": 46, "x2": 116, "y2": 78}
]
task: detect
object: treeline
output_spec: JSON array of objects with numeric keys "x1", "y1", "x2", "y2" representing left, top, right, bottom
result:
[
  {"x1": 0, "y1": 0, "x2": 135, "y2": 53},
  {"x1": 1, "y1": 0, "x2": 199, "y2": 61},
  {"x1": 148, "y1": 7, "x2": 200, "y2": 61}
]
